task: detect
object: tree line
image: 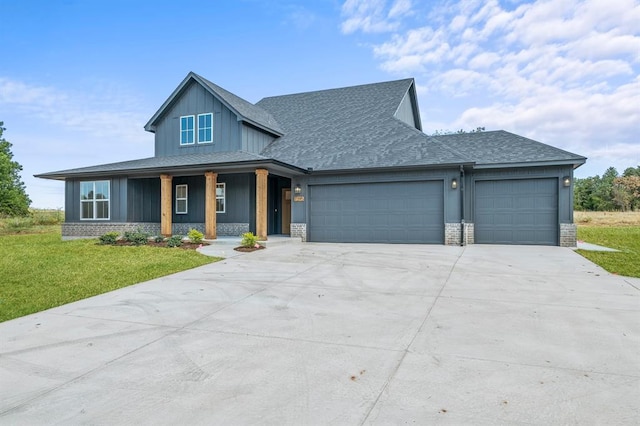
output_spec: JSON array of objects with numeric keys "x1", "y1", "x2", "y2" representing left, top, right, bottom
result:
[{"x1": 574, "y1": 166, "x2": 640, "y2": 211}]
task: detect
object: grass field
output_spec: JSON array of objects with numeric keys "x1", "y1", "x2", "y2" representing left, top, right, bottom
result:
[
  {"x1": 575, "y1": 211, "x2": 640, "y2": 278},
  {"x1": 0, "y1": 226, "x2": 218, "y2": 323}
]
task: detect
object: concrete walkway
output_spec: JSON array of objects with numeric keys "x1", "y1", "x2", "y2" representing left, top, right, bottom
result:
[{"x1": 1, "y1": 244, "x2": 638, "y2": 425}]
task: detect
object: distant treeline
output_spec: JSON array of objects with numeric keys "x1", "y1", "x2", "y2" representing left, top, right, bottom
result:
[{"x1": 574, "y1": 166, "x2": 640, "y2": 211}]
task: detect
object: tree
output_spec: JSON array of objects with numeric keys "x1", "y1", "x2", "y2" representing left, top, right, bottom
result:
[
  {"x1": 0, "y1": 122, "x2": 31, "y2": 216},
  {"x1": 432, "y1": 126, "x2": 485, "y2": 136}
]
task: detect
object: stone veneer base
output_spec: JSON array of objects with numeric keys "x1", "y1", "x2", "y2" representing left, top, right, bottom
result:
[{"x1": 62, "y1": 222, "x2": 250, "y2": 239}]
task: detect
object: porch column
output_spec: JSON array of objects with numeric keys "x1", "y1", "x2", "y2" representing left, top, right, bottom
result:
[
  {"x1": 255, "y1": 168, "x2": 269, "y2": 240},
  {"x1": 160, "y1": 174, "x2": 173, "y2": 236},
  {"x1": 204, "y1": 171, "x2": 218, "y2": 240}
]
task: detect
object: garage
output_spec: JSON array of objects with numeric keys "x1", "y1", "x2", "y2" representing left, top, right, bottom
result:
[
  {"x1": 308, "y1": 180, "x2": 444, "y2": 243},
  {"x1": 475, "y1": 178, "x2": 558, "y2": 245}
]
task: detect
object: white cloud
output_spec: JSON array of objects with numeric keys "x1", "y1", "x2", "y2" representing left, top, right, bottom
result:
[
  {"x1": 0, "y1": 77, "x2": 150, "y2": 145},
  {"x1": 340, "y1": 0, "x2": 413, "y2": 34},
  {"x1": 341, "y1": 0, "x2": 640, "y2": 170}
]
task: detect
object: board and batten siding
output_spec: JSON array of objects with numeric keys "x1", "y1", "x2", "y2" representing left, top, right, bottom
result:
[
  {"x1": 394, "y1": 90, "x2": 418, "y2": 129},
  {"x1": 242, "y1": 124, "x2": 276, "y2": 154},
  {"x1": 127, "y1": 178, "x2": 161, "y2": 222},
  {"x1": 65, "y1": 177, "x2": 127, "y2": 222},
  {"x1": 154, "y1": 81, "x2": 242, "y2": 157}
]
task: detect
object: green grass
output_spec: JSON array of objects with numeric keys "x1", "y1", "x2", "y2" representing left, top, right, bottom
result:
[
  {"x1": 0, "y1": 228, "x2": 219, "y2": 322},
  {"x1": 577, "y1": 226, "x2": 640, "y2": 278}
]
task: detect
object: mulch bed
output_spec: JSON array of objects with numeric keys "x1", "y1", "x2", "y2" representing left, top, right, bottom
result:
[
  {"x1": 111, "y1": 240, "x2": 209, "y2": 250},
  {"x1": 234, "y1": 245, "x2": 266, "y2": 252}
]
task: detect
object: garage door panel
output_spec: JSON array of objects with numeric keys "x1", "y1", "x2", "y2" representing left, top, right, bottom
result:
[
  {"x1": 475, "y1": 179, "x2": 558, "y2": 245},
  {"x1": 309, "y1": 181, "x2": 443, "y2": 244}
]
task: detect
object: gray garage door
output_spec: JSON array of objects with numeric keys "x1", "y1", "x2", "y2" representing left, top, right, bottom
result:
[
  {"x1": 475, "y1": 179, "x2": 558, "y2": 245},
  {"x1": 308, "y1": 181, "x2": 443, "y2": 243}
]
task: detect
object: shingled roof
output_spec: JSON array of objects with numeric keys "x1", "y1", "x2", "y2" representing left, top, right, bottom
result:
[
  {"x1": 35, "y1": 152, "x2": 304, "y2": 180},
  {"x1": 257, "y1": 79, "x2": 470, "y2": 170},
  {"x1": 431, "y1": 131, "x2": 586, "y2": 167}
]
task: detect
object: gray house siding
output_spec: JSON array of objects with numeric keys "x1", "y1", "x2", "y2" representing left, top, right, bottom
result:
[
  {"x1": 65, "y1": 177, "x2": 128, "y2": 223},
  {"x1": 128, "y1": 178, "x2": 161, "y2": 222},
  {"x1": 242, "y1": 124, "x2": 276, "y2": 154},
  {"x1": 394, "y1": 91, "x2": 416, "y2": 128},
  {"x1": 154, "y1": 81, "x2": 242, "y2": 157}
]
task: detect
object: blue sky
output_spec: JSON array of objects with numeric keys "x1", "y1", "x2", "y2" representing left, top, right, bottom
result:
[{"x1": 1, "y1": 0, "x2": 638, "y2": 208}]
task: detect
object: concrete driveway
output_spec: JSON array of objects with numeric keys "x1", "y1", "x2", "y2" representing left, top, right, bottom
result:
[{"x1": 1, "y1": 243, "x2": 638, "y2": 425}]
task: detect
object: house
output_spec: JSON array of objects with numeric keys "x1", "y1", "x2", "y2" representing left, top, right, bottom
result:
[{"x1": 36, "y1": 72, "x2": 586, "y2": 246}]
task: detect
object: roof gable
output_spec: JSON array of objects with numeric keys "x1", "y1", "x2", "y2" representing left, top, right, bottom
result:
[{"x1": 144, "y1": 72, "x2": 283, "y2": 136}]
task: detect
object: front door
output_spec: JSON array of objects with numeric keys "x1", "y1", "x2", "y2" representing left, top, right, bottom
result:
[{"x1": 281, "y1": 188, "x2": 291, "y2": 235}]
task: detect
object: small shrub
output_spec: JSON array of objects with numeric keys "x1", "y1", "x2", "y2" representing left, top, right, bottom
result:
[
  {"x1": 240, "y1": 232, "x2": 258, "y2": 247},
  {"x1": 99, "y1": 232, "x2": 119, "y2": 245},
  {"x1": 154, "y1": 236, "x2": 165, "y2": 243},
  {"x1": 123, "y1": 229, "x2": 150, "y2": 246},
  {"x1": 188, "y1": 228, "x2": 204, "y2": 244},
  {"x1": 166, "y1": 235, "x2": 183, "y2": 248}
]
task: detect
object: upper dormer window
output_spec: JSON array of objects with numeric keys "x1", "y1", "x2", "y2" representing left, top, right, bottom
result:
[
  {"x1": 180, "y1": 115, "x2": 195, "y2": 145},
  {"x1": 198, "y1": 113, "x2": 213, "y2": 143}
]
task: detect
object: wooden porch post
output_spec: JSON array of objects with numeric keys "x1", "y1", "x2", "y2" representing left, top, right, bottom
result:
[
  {"x1": 160, "y1": 174, "x2": 173, "y2": 237},
  {"x1": 255, "y1": 169, "x2": 269, "y2": 240},
  {"x1": 205, "y1": 171, "x2": 218, "y2": 240}
]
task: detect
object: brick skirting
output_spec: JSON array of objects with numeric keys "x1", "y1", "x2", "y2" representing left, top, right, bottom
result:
[
  {"x1": 560, "y1": 223, "x2": 577, "y2": 247},
  {"x1": 62, "y1": 222, "x2": 250, "y2": 239},
  {"x1": 290, "y1": 223, "x2": 307, "y2": 242}
]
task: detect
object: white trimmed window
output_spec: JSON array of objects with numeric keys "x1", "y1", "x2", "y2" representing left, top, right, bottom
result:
[
  {"x1": 180, "y1": 115, "x2": 195, "y2": 145},
  {"x1": 198, "y1": 113, "x2": 213, "y2": 143},
  {"x1": 216, "y1": 183, "x2": 225, "y2": 213},
  {"x1": 175, "y1": 184, "x2": 188, "y2": 214},
  {"x1": 80, "y1": 180, "x2": 110, "y2": 220}
]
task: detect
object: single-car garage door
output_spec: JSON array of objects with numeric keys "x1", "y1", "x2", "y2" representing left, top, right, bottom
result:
[
  {"x1": 475, "y1": 178, "x2": 558, "y2": 245},
  {"x1": 308, "y1": 181, "x2": 443, "y2": 243}
]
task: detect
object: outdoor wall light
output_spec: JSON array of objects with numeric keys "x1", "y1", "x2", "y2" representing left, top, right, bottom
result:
[
  {"x1": 294, "y1": 184, "x2": 302, "y2": 194},
  {"x1": 451, "y1": 178, "x2": 458, "y2": 189},
  {"x1": 563, "y1": 176, "x2": 571, "y2": 187}
]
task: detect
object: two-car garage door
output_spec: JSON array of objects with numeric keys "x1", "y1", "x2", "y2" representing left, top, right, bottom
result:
[
  {"x1": 308, "y1": 181, "x2": 444, "y2": 244},
  {"x1": 475, "y1": 178, "x2": 558, "y2": 245}
]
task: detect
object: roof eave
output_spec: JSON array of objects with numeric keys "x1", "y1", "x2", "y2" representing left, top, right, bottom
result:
[
  {"x1": 308, "y1": 161, "x2": 475, "y2": 175},
  {"x1": 473, "y1": 158, "x2": 587, "y2": 169},
  {"x1": 35, "y1": 159, "x2": 308, "y2": 181}
]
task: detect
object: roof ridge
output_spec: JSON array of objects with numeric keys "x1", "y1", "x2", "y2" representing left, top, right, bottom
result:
[{"x1": 258, "y1": 78, "x2": 414, "y2": 102}]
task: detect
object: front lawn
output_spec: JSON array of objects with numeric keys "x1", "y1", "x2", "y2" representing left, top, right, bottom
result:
[
  {"x1": 0, "y1": 228, "x2": 219, "y2": 322},
  {"x1": 577, "y1": 226, "x2": 640, "y2": 278}
]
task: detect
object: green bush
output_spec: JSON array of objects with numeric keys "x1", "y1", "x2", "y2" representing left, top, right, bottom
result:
[
  {"x1": 166, "y1": 235, "x2": 183, "y2": 247},
  {"x1": 187, "y1": 228, "x2": 204, "y2": 244},
  {"x1": 99, "y1": 232, "x2": 119, "y2": 245},
  {"x1": 240, "y1": 232, "x2": 258, "y2": 247},
  {"x1": 123, "y1": 230, "x2": 149, "y2": 246},
  {"x1": 154, "y1": 236, "x2": 165, "y2": 243}
]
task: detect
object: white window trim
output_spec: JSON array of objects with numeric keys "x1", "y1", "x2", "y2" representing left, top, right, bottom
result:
[
  {"x1": 180, "y1": 115, "x2": 195, "y2": 145},
  {"x1": 197, "y1": 113, "x2": 213, "y2": 144},
  {"x1": 175, "y1": 184, "x2": 188, "y2": 214},
  {"x1": 80, "y1": 180, "x2": 110, "y2": 221},
  {"x1": 216, "y1": 182, "x2": 225, "y2": 213}
]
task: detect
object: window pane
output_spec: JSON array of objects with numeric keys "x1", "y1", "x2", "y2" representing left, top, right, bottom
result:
[
  {"x1": 176, "y1": 200, "x2": 187, "y2": 214},
  {"x1": 95, "y1": 181, "x2": 109, "y2": 200},
  {"x1": 176, "y1": 185, "x2": 187, "y2": 198},
  {"x1": 216, "y1": 198, "x2": 224, "y2": 213},
  {"x1": 216, "y1": 184, "x2": 225, "y2": 197},
  {"x1": 96, "y1": 201, "x2": 109, "y2": 219},
  {"x1": 198, "y1": 113, "x2": 212, "y2": 143},
  {"x1": 180, "y1": 116, "x2": 194, "y2": 144},
  {"x1": 81, "y1": 201, "x2": 93, "y2": 219},
  {"x1": 80, "y1": 182, "x2": 94, "y2": 200}
]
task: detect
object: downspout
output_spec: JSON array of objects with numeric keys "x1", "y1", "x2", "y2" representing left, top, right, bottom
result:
[{"x1": 460, "y1": 165, "x2": 465, "y2": 246}]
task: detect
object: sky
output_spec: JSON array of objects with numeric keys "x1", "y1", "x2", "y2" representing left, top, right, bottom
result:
[{"x1": 0, "y1": 0, "x2": 638, "y2": 208}]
